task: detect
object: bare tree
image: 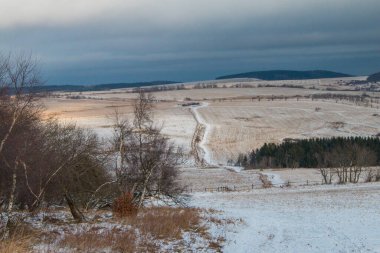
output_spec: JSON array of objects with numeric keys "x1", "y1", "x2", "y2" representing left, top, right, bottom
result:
[
  {"x1": 364, "y1": 168, "x2": 380, "y2": 182},
  {"x1": 111, "y1": 91, "x2": 183, "y2": 209},
  {"x1": 111, "y1": 109, "x2": 132, "y2": 192},
  {"x1": 316, "y1": 152, "x2": 334, "y2": 184},
  {"x1": 24, "y1": 121, "x2": 110, "y2": 221},
  {"x1": 350, "y1": 145, "x2": 376, "y2": 183},
  {"x1": 0, "y1": 53, "x2": 41, "y2": 155},
  {"x1": 0, "y1": 53, "x2": 42, "y2": 239},
  {"x1": 321, "y1": 144, "x2": 377, "y2": 184},
  {"x1": 1, "y1": 54, "x2": 110, "y2": 236}
]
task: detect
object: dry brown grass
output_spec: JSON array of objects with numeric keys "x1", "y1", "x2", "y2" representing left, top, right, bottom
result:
[
  {"x1": 127, "y1": 207, "x2": 205, "y2": 240},
  {"x1": 0, "y1": 240, "x2": 29, "y2": 253},
  {"x1": 56, "y1": 207, "x2": 212, "y2": 252},
  {"x1": 0, "y1": 223, "x2": 37, "y2": 253},
  {"x1": 0, "y1": 237, "x2": 30, "y2": 253},
  {"x1": 3, "y1": 207, "x2": 227, "y2": 252},
  {"x1": 59, "y1": 227, "x2": 150, "y2": 253}
]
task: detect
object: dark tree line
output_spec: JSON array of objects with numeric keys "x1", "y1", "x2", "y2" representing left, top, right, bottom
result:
[
  {"x1": 311, "y1": 93, "x2": 376, "y2": 106},
  {"x1": 236, "y1": 137, "x2": 380, "y2": 169}
]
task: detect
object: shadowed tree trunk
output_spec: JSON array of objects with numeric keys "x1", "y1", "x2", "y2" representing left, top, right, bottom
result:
[{"x1": 64, "y1": 192, "x2": 86, "y2": 223}]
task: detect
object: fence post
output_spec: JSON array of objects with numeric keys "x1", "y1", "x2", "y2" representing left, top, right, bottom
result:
[
  {"x1": 234, "y1": 185, "x2": 236, "y2": 191},
  {"x1": 307, "y1": 180, "x2": 309, "y2": 186}
]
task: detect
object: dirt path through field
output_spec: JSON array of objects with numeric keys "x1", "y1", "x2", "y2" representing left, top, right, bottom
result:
[{"x1": 190, "y1": 103, "x2": 214, "y2": 166}]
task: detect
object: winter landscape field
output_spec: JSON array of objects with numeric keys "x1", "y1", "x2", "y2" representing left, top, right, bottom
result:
[
  {"x1": 38, "y1": 77, "x2": 380, "y2": 252},
  {"x1": 2, "y1": 1, "x2": 380, "y2": 252}
]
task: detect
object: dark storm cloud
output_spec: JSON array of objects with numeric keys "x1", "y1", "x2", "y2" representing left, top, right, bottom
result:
[{"x1": 0, "y1": 0, "x2": 379, "y2": 84}]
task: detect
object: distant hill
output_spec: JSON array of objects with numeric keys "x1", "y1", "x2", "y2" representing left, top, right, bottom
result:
[
  {"x1": 28, "y1": 81, "x2": 180, "y2": 93},
  {"x1": 367, "y1": 72, "x2": 380, "y2": 82},
  {"x1": 216, "y1": 70, "x2": 353, "y2": 80}
]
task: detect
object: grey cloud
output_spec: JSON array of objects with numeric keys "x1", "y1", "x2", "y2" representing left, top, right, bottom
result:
[{"x1": 0, "y1": 0, "x2": 379, "y2": 84}]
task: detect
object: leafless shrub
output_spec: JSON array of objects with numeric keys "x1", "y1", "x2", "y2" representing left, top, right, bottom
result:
[
  {"x1": 259, "y1": 174, "x2": 272, "y2": 188},
  {"x1": 365, "y1": 168, "x2": 376, "y2": 182},
  {"x1": 319, "y1": 145, "x2": 377, "y2": 184},
  {"x1": 315, "y1": 153, "x2": 334, "y2": 184},
  {"x1": 0, "y1": 54, "x2": 111, "y2": 236},
  {"x1": 0, "y1": 53, "x2": 43, "y2": 239},
  {"x1": 111, "y1": 91, "x2": 184, "y2": 208},
  {"x1": 329, "y1": 121, "x2": 345, "y2": 129},
  {"x1": 112, "y1": 193, "x2": 138, "y2": 218},
  {"x1": 376, "y1": 170, "x2": 380, "y2": 181}
]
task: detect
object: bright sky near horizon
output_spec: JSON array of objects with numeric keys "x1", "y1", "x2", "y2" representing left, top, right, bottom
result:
[{"x1": 0, "y1": 0, "x2": 379, "y2": 84}]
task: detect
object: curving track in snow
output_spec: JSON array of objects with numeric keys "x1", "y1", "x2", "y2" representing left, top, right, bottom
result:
[{"x1": 190, "y1": 103, "x2": 215, "y2": 166}]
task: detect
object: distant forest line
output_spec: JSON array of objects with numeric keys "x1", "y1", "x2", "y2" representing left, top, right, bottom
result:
[
  {"x1": 216, "y1": 70, "x2": 353, "y2": 80},
  {"x1": 235, "y1": 136, "x2": 380, "y2": 169},
  {"x1": 12, "y1": 80, "x2": 180, "y2": 94}
]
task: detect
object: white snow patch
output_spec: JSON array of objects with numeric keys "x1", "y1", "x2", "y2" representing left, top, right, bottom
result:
[
  {"x1": 262, "y1": 172, "x2": 285, "y2": 186},
  {"x1": 223, "y1": 166, "x2": 244, "y2": 173},
  {"x1": 191, "y1": 183, "x2": 380, "y2": 253}
]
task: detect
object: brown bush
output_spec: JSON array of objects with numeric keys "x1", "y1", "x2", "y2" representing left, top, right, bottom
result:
[
  {"x1": 259, "y1": 174, "x2": 273, "y2": 188},
  {"x1": 112, "y1": 193, "x2": 138, "y2": 218}
]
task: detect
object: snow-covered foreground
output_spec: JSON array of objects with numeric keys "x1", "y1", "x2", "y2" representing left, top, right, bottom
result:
[{"x1": 191, "y1": 183, "x2": 380, "y2": 253}]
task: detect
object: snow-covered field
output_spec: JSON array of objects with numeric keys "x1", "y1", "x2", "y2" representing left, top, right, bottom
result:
[
  {"x1": 43, "y1": 79, "x2": 380, "y2": 164},
  {"x1": 191, "y1": 183, "x2": 380, "y2": 253},
  {"x1": 179, "y1": 167, "x2": 262, "y2": 191},
  {"x1": 40, "y1": 78, "x2": 380, "y2": 252},
  {"x1": 196, "y1": 99, "x2": 380, "y2": 163}
]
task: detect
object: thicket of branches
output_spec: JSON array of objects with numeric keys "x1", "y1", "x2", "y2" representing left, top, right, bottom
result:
[
  {"x1": 0, "y1": 54, "x2": 185, "y2": 240},
  {"x1": 111, "y1": 91, "x2": 184, "y2": 209},
  {"x1": 0, "y1": 54, "x2": 113, "y2": 238}
]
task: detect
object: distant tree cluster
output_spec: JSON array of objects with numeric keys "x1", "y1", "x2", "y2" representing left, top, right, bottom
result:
[
  {"x1": 131, "y1": 84, "x2": 185, "y2": 93},
  {"x1": 312, "y1": 93, "x2": 371, "y2": 104},
  {"x1": 193, "y1": 83, "x2": 218, "y2": 89},
  {"x1": 257, "y1": 84, "x2": 307, "y2": 89},
  {"x1": 237, "y1": 137, "x2": 380, "y2": 169}
]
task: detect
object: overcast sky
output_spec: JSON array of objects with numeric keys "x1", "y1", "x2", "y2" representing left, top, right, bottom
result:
[{"x1": 0, "y1": 0, "x2": 379, "y2": 85}]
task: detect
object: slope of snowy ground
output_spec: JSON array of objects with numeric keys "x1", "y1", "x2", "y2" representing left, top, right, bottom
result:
[
  {"x1": 191, "y1": 183, "x2": 380, "y2": 253},
  {"x1": 179, "y1": 167, "x2": 262, "y2": 191}
]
